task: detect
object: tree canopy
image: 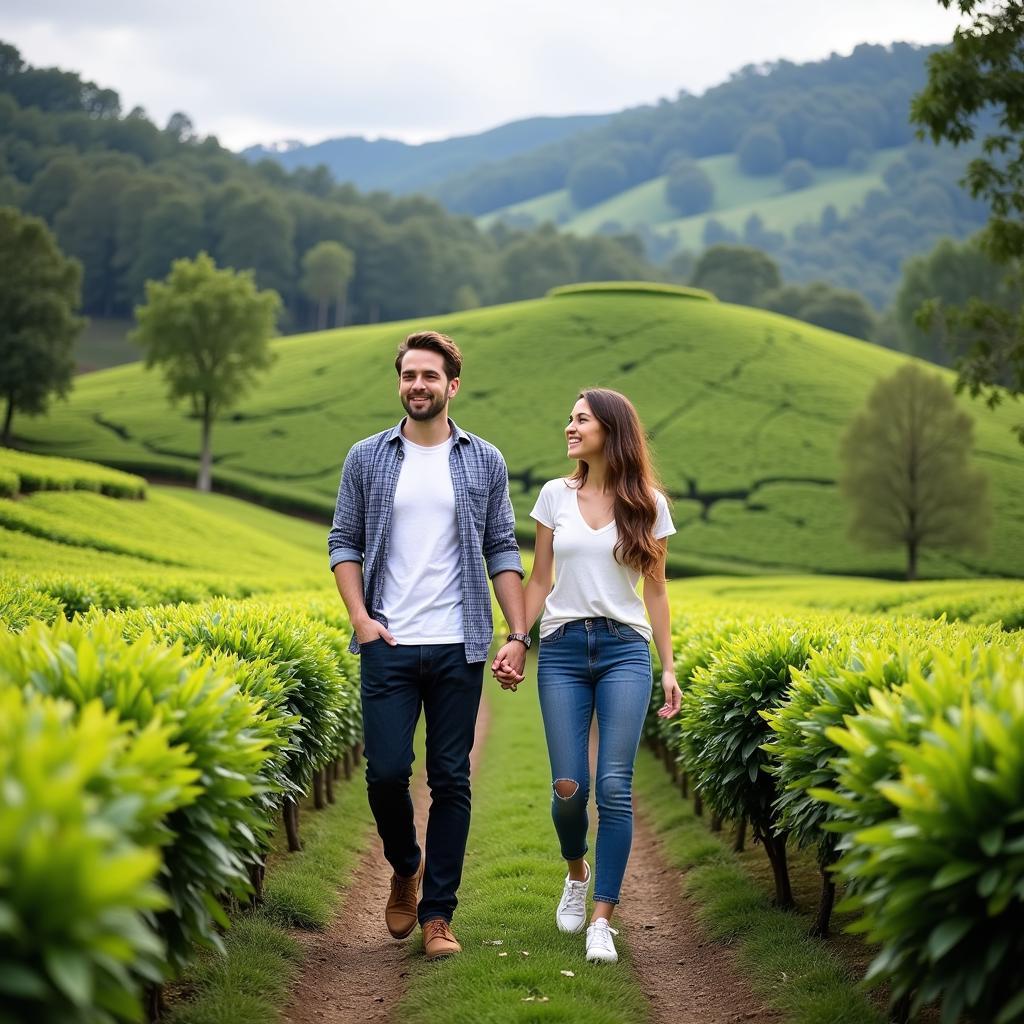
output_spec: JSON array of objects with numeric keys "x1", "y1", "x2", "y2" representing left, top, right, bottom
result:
[{"x1": 0, "y1": 206, "x2": 83, "y2": 445}]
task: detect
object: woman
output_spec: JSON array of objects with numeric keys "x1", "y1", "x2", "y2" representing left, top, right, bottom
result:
[{"x1": 520, "y1": 387, "x2": 681, "y2": 963}]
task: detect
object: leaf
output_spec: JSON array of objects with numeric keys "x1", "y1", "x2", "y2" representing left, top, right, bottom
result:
[
  {"x1": 927, "y1": 918, "x2": 972, "y2": 962},
  {"x1": 44, "y1": 948, "x2": 93, "y2": 1007},
  {"x1": 931, "y1": 861, "x2": 979, "y2": 889}
]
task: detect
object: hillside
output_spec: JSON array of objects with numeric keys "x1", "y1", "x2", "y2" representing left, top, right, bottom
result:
[
  {"x1": 241, "y1": 113, "x2": 613, "y2": 194},
  {"x1": 19, "y1": 288, "x2": 1024, "y2": 579},
  {"x1": 482, "y1": 148, "x2": 899, "y2": 246},
  {"x1": 0, "y1": 449, "x2": 330, "y2": 603}
]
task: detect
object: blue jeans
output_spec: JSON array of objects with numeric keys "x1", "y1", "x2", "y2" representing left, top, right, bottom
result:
[
  {"x1": 536, "y1": 617, "x2": 653, "y2": 904},
  {"x1": 359, "y1": 640, "x2": 483, "y2": 924}
]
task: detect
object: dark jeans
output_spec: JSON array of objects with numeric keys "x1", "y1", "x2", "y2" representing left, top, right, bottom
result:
[{"x1": 359, "y1": 640, "x2": 483, "y2": 924}]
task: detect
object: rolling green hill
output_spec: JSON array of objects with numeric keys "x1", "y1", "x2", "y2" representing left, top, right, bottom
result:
[
  {"x1": 482, "y1": 148, "x2": 897, "y2": 251},
  {"x1": 18, "y1": 288, "x2": 1024, "y2": 579}
]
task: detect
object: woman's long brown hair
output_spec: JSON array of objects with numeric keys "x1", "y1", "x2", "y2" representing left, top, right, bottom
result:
[{"x1": 569, "y1": 388, "x2": 668, "y2": 579}]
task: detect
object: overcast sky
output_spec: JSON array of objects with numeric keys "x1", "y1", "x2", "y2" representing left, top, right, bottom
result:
[{"x1": 0, "y1": 1, "x2": 965, "y2": 151}]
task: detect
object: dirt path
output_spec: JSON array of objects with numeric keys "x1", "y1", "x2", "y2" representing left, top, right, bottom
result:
[
  {"x1": 282, "y1": 696, "x2": 491, "y2": 1024},
  {"x1": 615, "y1": 805, "x2": 781, "y2": 1024}
]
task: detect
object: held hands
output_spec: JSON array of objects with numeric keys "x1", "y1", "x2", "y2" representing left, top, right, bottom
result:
[
  {"x1": 355, "y1": 616, "x2": 397, "y2": 646},
  {"x1": 491, "y1": 640, "x2": 526, "y2": 691},
  {"x1": 657, "y1": 670, "x2": 682, "y2": 718}
]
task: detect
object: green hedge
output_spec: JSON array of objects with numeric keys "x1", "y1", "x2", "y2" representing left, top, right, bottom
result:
[
  {"x1": 0, "y1": 448, "x2": 146, "y2": 499},
  {"x1": 547, "y1": 280, "x2": 717, "y2": 301}
]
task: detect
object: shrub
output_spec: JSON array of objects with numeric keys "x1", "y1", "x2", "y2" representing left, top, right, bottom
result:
[
  {"x1": 677, "y1": 617, "x2": 844, "y2": 905},
  {"x1": 0, "y1": 617, "x2": 281, "y2": 971},
  {"x1": 0, "y1": 686, "x2": 198, "y2": 1022},
  {"x1": 782, "y1": 158, "x2": 815, "y2": 191},
  {"x1": 825, "y1": 645, "x2": 1024, "y2": 1023},
  {"x1": 0, "y1": 576, "x2": 63, "y2": 629}
]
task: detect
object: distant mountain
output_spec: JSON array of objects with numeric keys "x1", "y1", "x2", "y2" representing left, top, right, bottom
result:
[{"x1": 240, "y1": 113, "x2": 613, "y2": 194}]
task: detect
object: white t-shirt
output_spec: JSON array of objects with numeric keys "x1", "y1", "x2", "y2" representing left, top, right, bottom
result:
[
  {"x1": 380, "y1": 436, "x2": 463, "y2": 643},
  {"x1": 530, "y1": 479, "x2": 675, "y2": 643}
]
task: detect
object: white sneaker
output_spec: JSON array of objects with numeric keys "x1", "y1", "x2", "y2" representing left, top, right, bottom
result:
[
  {"x1": 585, "y1": 917, "x2": 619, "y2": 963},
  {"x1": 555, "y1": 862, "x2": 590, "y2": 933}
]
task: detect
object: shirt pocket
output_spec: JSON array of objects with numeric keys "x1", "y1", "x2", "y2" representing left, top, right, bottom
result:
[{"x1": 467, "y1": 484, "x2": 489, "y2": 532}]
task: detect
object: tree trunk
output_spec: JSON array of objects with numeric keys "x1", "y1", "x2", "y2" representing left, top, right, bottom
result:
[
  {"x1": 906, "y1": 538, "x2": 918, "y2": 582},
  {"x1": 759, "y1": 830, "x2": 794, "y2": 908},
  {"x1": 2, "y1": 395, "x2": 13, "y2": 447},
  {"x1": 809, "y1": 867, "x2": 836, "y2": 938},
  {"x1": 197, "y1": 407, "x2": 213, "y2": 492},
  {"x1": 248, "y1": 858, "x2": 266, "y2": 906},
  {"x1": 335, "y1": 293, "x2": 347, "y2": 328},
  {"x1": 283, "y1": 797, "x2": 302, "y2": 852},
  {"x1": 693, "y1": 790, "x2": 703, "y2": 816},
  {"x1": 710, "y1": 812, "x2": 723, "y2": 832},
  {"x1": 317, "y1": 295, "x2": 328, "y2": 331},
  {"x1": 733, "y1": 815, "x2": 747, "y2": 853},
  {"x1": 679, "y1": 770, "x2": 688, "y2": 798},
  {"x1": 145, "y1": 983, "x2": 165, "y2": 1022},
  {"x1": 325, "y1": 767, "x2": 335, "y2": 804},
  {"x1": 312, "y1": 769, "x2": 325, "y2": 810},
  {"x1": 343, "y1": 747, "x2": 353, "y2": 781}
]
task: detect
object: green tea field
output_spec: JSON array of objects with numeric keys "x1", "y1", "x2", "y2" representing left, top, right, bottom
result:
[{"x1": 17, "y1": 286, "x2": 1024, "y2": 579}]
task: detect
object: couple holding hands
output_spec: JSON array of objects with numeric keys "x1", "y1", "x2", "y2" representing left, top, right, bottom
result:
[{"x1": 328, "y1": 330, "x2": 679, "y2": 964}]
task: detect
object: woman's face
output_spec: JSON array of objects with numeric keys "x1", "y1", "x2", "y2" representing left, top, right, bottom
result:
[{"x1": 565, "y1": 397, "x2": 606, "y2": 462}]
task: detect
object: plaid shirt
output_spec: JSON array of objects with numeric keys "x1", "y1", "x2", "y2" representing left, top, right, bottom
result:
[{"x1": 328, "y1": 418, "x2": 524, "y2": 663}]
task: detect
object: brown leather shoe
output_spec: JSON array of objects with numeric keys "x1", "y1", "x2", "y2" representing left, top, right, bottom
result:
[
  {"x1": 422, "y1": 917, "x2": 462, "y2": 960},
  {"x1": 385, "y1": 860, "x2": 422, "y2": 939}
]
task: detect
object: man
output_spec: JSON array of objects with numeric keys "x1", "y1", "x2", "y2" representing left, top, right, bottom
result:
[{"x1": 328, "y1": 329, "x2": 529, "y2": 960}]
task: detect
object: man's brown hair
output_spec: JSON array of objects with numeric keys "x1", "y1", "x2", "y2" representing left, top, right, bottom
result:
[{"x1": 395, "y1": 331, "x2": 462, "y2": 381}]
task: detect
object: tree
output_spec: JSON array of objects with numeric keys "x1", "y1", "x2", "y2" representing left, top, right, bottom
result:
[
  {"x1": 781, "y1": 159, "x2": 814, "y2": 191},
  {"x1": 911, "y1": 1, "x2": 1024, "y2": 438},
  {"x1": 300, "y1": 240, "x2": 355, "y2": 330},
  {"x1": 691, "y1": 245, "x2": 781, "y2": 305},
  {"x1": 664, "y1": 160, "x2": 714, "y2": 215},
  {"x1": 567, "y1": 157, "x2": 627, "y2": 209},
  {"x1": 838, "y1": 363, "x2": 990, "y2": 580},
  {"x1": 736, "y1": 126, "x2": 785, "y2": 176},
  {"x1": 132, "y1": 252, "x2": 280, "y2": 491},
  {"x1": 0, "y1": 207, "x2": 83, "y2": 445},
  {"x1": 762, "y1": 281, "x2": 876, "y2": 339}
]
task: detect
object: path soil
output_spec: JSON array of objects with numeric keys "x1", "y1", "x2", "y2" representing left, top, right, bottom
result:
[
  {"x1": 282, "y1": 697, "x2": 491, "y2": 1024},
  {"x1": 615, "y1": 806, "x2": 782, "y2": 1024}
]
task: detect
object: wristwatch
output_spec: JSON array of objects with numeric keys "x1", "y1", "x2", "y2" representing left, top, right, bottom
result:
[{"x1": 506, "y1": 632, "x2": 532, "y2": 649}]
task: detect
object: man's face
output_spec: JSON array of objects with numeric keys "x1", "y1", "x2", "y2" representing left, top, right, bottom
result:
[{"x1": 398, "y1": 349, "x2": 459, "y2": 421}]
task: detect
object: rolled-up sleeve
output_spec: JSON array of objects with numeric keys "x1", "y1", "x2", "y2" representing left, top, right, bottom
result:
[
  {"x1": 327, "y1": 447, "x2": 365, "y2": 570},
  {"x1": 483, "y1": 454, "x2": 524, "y2": 579}
]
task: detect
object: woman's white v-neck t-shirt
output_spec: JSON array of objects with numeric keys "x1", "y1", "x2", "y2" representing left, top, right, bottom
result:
[{"x1": 529, "y1": 478, "x2": 675, "y2": 642}]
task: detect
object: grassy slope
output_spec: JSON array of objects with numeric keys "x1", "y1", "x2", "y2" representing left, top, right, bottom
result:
[
  {"x1": 481, "y1": 149, "x2": 898, "y2": 248},
  {"x1": 19, "y1": 291, "x2": 1024, "y2": 579},
  {"x1": 0, "y1": 483, "x2": 331, "y2": 590}
]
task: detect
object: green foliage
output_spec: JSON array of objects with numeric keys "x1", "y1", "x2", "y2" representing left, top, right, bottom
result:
[
  {"x1": 838, "y1": 362, "x2": 992, "y2": 579},
  {"x1": 782, "y1": 159, "x2": 815, "y2": 191},
  {"x1": 822, "y1": 644, "x2": 1024, "y2": 1023},
  {"x1": 736, "y1": 126, "x2": 785, "y2": 176},
  {"x1": 0, "y1": 576, "x2": 63, "y2": 629},
  {"x1": 678, "y1": 620, "x2": 837, "y2": 821},
  {"x1": 664, "y1": 159, "x2": 715, "y2": 215},
  {"x1": 299, "y1": 240, "x2": 354, "y2": 330},
  {"x1": 567, "y1": 156, "x2": 627, "y2": 208},
  {"x1": 0, "y1": 617, "x2": 280, "y2": 970},
  {"x1": 132, "y1": 252, "x2": 280, "y2": 490},
  {"x1": 0, "y1": 687, "x2": 190, "y2": 1023},
  {"x1": 0, "y1": 206, "x2": 83, "y2": 444},
  {"x1": 0, "y1": 448, "x2": 145, "y2": 497},
  {"x1": 762, "y1": 281, "x2": 876, "y2": 340},
  {"x1": 691, "y1": 244, "x2": 782, "y2": 305},
  {"x1": 910, "y1": 1, "x2": 1024, "y2": 437}
]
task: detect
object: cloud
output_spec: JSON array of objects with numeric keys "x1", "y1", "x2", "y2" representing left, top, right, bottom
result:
[{"x1": 0, "y1": 0, "x2": 964, "y2": 149}]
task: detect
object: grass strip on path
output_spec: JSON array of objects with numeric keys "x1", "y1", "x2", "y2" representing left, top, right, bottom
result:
[
  {"x1": 167, "y1": 773, "x2": 375, "y2": 1024},
  {"x1": 397, "y1": 654, "x2": 652, "y2": 1024},
  {"x1": 632, "y1": 748, "x2": 885, "y2": 1024}
]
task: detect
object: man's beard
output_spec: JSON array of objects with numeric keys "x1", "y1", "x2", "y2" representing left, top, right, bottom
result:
[{"x1": 402, "y1": 392, "x2": 447, "y2": 422}]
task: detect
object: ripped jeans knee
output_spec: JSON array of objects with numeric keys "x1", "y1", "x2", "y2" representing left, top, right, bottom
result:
[{"x1": 550, "y1": 778, "x2": 589, "y2": 861}]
